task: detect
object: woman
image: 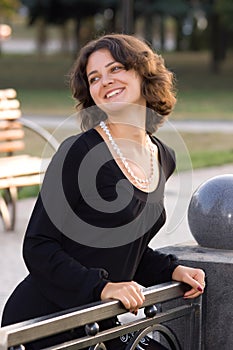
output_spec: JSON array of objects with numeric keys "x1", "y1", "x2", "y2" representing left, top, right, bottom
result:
[{"x1": 1, "y1": 34, "x2": 205, "y2": 349}]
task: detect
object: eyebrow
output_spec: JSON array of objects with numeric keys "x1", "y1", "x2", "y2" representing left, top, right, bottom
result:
[{"x1": 87, "y1": 61, "x2": 116, "y2": 78}]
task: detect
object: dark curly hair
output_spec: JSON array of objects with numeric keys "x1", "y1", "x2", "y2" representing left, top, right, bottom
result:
[{"x1": 70, "y1": 33, "x2": 176, "y2": 134}]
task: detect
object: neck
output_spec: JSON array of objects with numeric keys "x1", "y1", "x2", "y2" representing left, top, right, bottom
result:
[
  {"x1": 105, "y1": 104, "x2": 147, "y2": 145},
  {"x1": 106, "y1": 121, "x2": 147, "y2": 146}
]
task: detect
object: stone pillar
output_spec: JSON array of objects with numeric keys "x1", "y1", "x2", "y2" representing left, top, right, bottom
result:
[{"x1": 161, "y1": 174, "x2": 233, "y2": 350}]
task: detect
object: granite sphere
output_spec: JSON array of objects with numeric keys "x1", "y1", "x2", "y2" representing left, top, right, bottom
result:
[{"x1": 188, "y1": 174, "x2": 233, "y2": 249}]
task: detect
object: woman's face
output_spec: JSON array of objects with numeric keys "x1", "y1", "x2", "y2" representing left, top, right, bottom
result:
[{"x1": 86, "y1": 49, "x2": 146, "y2": 114}]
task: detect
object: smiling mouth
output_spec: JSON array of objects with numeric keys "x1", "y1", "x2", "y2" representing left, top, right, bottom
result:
[{"x1": 105, "y1": 88, "x2": 124, "y2": 99}]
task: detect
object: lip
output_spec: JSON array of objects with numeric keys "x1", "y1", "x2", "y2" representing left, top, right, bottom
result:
[{"x1": 104, "y1": 88, "x2": 125, "y2": 99}]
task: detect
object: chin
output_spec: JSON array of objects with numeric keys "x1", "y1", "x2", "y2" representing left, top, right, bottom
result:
[{"x1": 98, "y1": 101, "x2": 130, "y2": 115}]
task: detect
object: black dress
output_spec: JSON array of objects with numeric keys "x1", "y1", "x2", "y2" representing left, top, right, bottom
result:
[{"x1": 1, "y1": 129, "x2": 179, "y2": 349}]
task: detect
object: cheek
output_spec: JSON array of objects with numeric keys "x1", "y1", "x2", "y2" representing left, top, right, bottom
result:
[{"x1": 89, "y1": 86, "x2": 98, "y2": 101}]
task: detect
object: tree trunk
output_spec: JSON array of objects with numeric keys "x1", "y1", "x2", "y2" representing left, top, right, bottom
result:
[
  {"x1": 73, "y1": 19, "x2": 81, "y2": 57},
  {"x1": 160, "y1": 14, "x2": 165, "y2": 51},
  {"x1": 36, "y1": 17, "x2": 47, "y2": 55},
  {"x1": 210, "y1": 12, "x2": 228, "y2": 73},
  {"x1": 121, "y1": 0, "x2": 134, "y2": 34},
  {"x1": 175, "y1": 17, "x2": 183, "y2": 51}
]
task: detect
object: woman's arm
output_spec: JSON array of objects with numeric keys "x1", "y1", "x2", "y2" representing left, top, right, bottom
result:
[
  {"x1": 133, "y1": 246, "x2": 179, "y2": 287},
  {"x1": 23, "y1": 195, "x2": 109, "y2": 309},
  {"x1": 133, "y1": 247, "x2": 205, "y2": 299},
  {"x1": 23, "y1": 136, "x2": 110, "y2": 309}
]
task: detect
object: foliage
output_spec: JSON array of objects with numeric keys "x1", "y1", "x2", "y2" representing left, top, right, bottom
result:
[
  {"x1": 215, "y1": 0, "x2": 233, "y2": 31},
  {"x1": 20, "y1": 0, "x2": 117, "y2": 24},
  {"x1": 135, "y1": 0, "x2": 189, "y2": 17},
  {"x1": 0, "y1": 0, "x2": 20, "y2": 18}
]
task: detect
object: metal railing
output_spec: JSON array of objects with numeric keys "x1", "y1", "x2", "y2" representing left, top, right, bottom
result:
[{"x1": 0, "y1": 282, "x2": 202, "y2": 350}]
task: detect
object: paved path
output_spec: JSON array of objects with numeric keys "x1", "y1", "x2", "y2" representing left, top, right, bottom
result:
[
  {"x1": 0, "y1": 163, "x2": 232, "y2": 320},
  {"x1": 24, "y1": 115, "x2": 233, "y2": 134}
]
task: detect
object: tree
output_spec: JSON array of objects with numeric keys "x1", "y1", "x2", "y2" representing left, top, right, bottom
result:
[
  {"x1": 20, "y1": 0, "x2": 118, "y2": 53},
  {"x1": 135, "y1": 0, "x2": 233, "y2": 71},
  {"x1": 134, "y1": 0, "x2": 190, "y2": 49},
  {"x1": 0, "y1": 0, "x2": 20, "y2": 19},
  {"x1": 198, "y1": 0, "x2": 233, "y2": 72},
  {"x1": 215, "y1": 0, "x2": 233, "y2": 31}
]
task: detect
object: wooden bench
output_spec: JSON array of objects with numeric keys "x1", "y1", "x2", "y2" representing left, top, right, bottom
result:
[{"x1": 0, "y1": 88, "x2": 59, "y2": 231}]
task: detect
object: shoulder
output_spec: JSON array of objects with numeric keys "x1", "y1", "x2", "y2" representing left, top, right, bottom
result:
[
  {"x1": 42, "y1": 129, "x2": 102, "y2": 197},
  {"x1": 44, "y1": 129, "x2": 101, "y2": 179},
  {"x1": 55, "y1": 129, "x2": 101, "y2": 160},
  {"x1": 151, "y1": 135, "x2": 176, "y2": 180},
  {"x1": 59, "y1": 129, "x2": 100, "y2": 152}
]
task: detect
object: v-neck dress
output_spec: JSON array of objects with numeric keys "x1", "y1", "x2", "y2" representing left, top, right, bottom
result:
[{"x1": 1, "y1": 128, "x2": 179, "y2": 331}]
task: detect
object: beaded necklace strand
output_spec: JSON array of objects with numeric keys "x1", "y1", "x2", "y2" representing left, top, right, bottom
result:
[{"x1": 99, "y1": 121, "x2": 154, "y2": 189}]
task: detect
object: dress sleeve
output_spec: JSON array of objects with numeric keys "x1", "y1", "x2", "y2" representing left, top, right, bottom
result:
[
  {"x1": 133, "y1": 247, "x2": 179, "y2": 287},
  {"x1": 23, "y1": 135, "x2": 109, "y2": 309},
  {"x1": 152, "y1": 136, "x2": 176, "y2": 181}
]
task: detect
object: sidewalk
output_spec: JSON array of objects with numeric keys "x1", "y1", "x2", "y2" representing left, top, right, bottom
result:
[
  {"x1": 0, "y1": 163, "x2": 232, "y2": 320},
  {"x1": 24, "y1": 115, "x2": 233, "y2": 134}
]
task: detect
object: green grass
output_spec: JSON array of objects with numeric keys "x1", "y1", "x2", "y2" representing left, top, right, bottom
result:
[
  {"x1": 0, "y1": 54, "x2": 73, "y2": 89},
  {"x1": 181, "y1": 132, "x2": 233, "y2": 169},
  {"x1": 18, "y1": 185, "x2": 40, "y2": 199},
  {"x1": 173, "y1": 90, "x2": 233, "y2": 120},
  {"x1": 164, "y1": 51, "x2": 233, "y2": 120},
  {"x1": 158, "y1": 130, "x2": 233, "y2": 171},
  {"x1": 18, "y1": 89, "x2": 75, "y2": 117},
  {"x1": 190, "y1": 150, "x2": 233, "y2": 168}
]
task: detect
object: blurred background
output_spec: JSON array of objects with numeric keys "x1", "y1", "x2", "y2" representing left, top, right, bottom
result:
[
  {"x1": 0, "y1": 0, "x2": 233, "y2": 173},
  {"x1": 0, "y1": 0, "x2": 232, "y2": 317}
]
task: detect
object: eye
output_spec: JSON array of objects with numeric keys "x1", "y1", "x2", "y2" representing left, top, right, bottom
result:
[
  {"x1": 89, "y1": 76, "x2": 99, "y2": 85},
  {"x1": 111, "y1": 65, "x2": 124, "y2": 72}
]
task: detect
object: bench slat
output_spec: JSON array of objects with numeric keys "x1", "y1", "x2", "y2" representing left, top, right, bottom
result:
[
  {"x1": 0, "y1": 155, "x2": 50, "y2": 179},
  {"x1": 0, "y1": 140, "x2": 25, "y2": 153},
  {"x1": 0, "y1": 129, "x2": 24, "y2": 141},
  {"x1": 0, "y1": 156, "x2": 51, "y2": 189},
  {"x1": 0, "y1": 109, "x2": 21, "y2": 120},
  {"x1": 0, "y1": 99, "x2": 20, "y2": 109},
  {"x1": 0, "y1": 89, "x2": 17, "y2": 99},
  {"x1": 0, "y1": 121, "x2": 21, "y2": 130},
  {"x1": 0, "y1": 174, "x2": 42, "y2": 189}
]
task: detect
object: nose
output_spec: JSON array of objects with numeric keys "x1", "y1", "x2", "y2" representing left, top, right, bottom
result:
[{"x1": 102, "y1": 74, "x2": 113, "y2": 87}]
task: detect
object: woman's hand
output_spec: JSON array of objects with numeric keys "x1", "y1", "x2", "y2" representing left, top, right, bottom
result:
[
  {"x1": 100, "y1": 281, "x2": 145, "y2": 314},
  {"x1": 172, "y1": 265, "x2": 206, "y2": 299}
]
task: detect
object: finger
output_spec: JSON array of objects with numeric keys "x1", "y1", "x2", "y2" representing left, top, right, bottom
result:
[
  {"x1": 128, "y1": 292, "x2": 144, "y2": 310},
  {"x1": 184, "y1": 287, "x2": 204, "y2": 299},
  {"x1": 128, "y1": 285, "x2": 145, "y2": 305},
  {"x1": 184, "y1": 290, "x2": 202, "y2": 299},
  {"x1": 121, "y1": 296, "x2": 140, "y2": 312},
  {"x1": 184, "y1": 279, "x2": 206, "y2": 298},
  {"x1": 120, "y1": 295, "x2": 131, "y2": 310},
  {"x1": 120, "y1": 291, "x2": 141, "y2": 311},
  {"x1": 135, "y1": 291, "x2": 145, "y2": 305},
  {"x1": 131, "y1": 283, "x2": 145, "y2": 301},
  {"x1": 183, "y1": 274, "x2": 205, "y2": 294},
  {"x1": 130, "y1": 309, "x2": 139, "y2": 316}
]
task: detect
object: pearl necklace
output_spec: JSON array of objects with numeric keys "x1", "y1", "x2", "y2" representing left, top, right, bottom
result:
[{"x1": 99, "y1": 121, "x2": 154, "y2": 189}]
